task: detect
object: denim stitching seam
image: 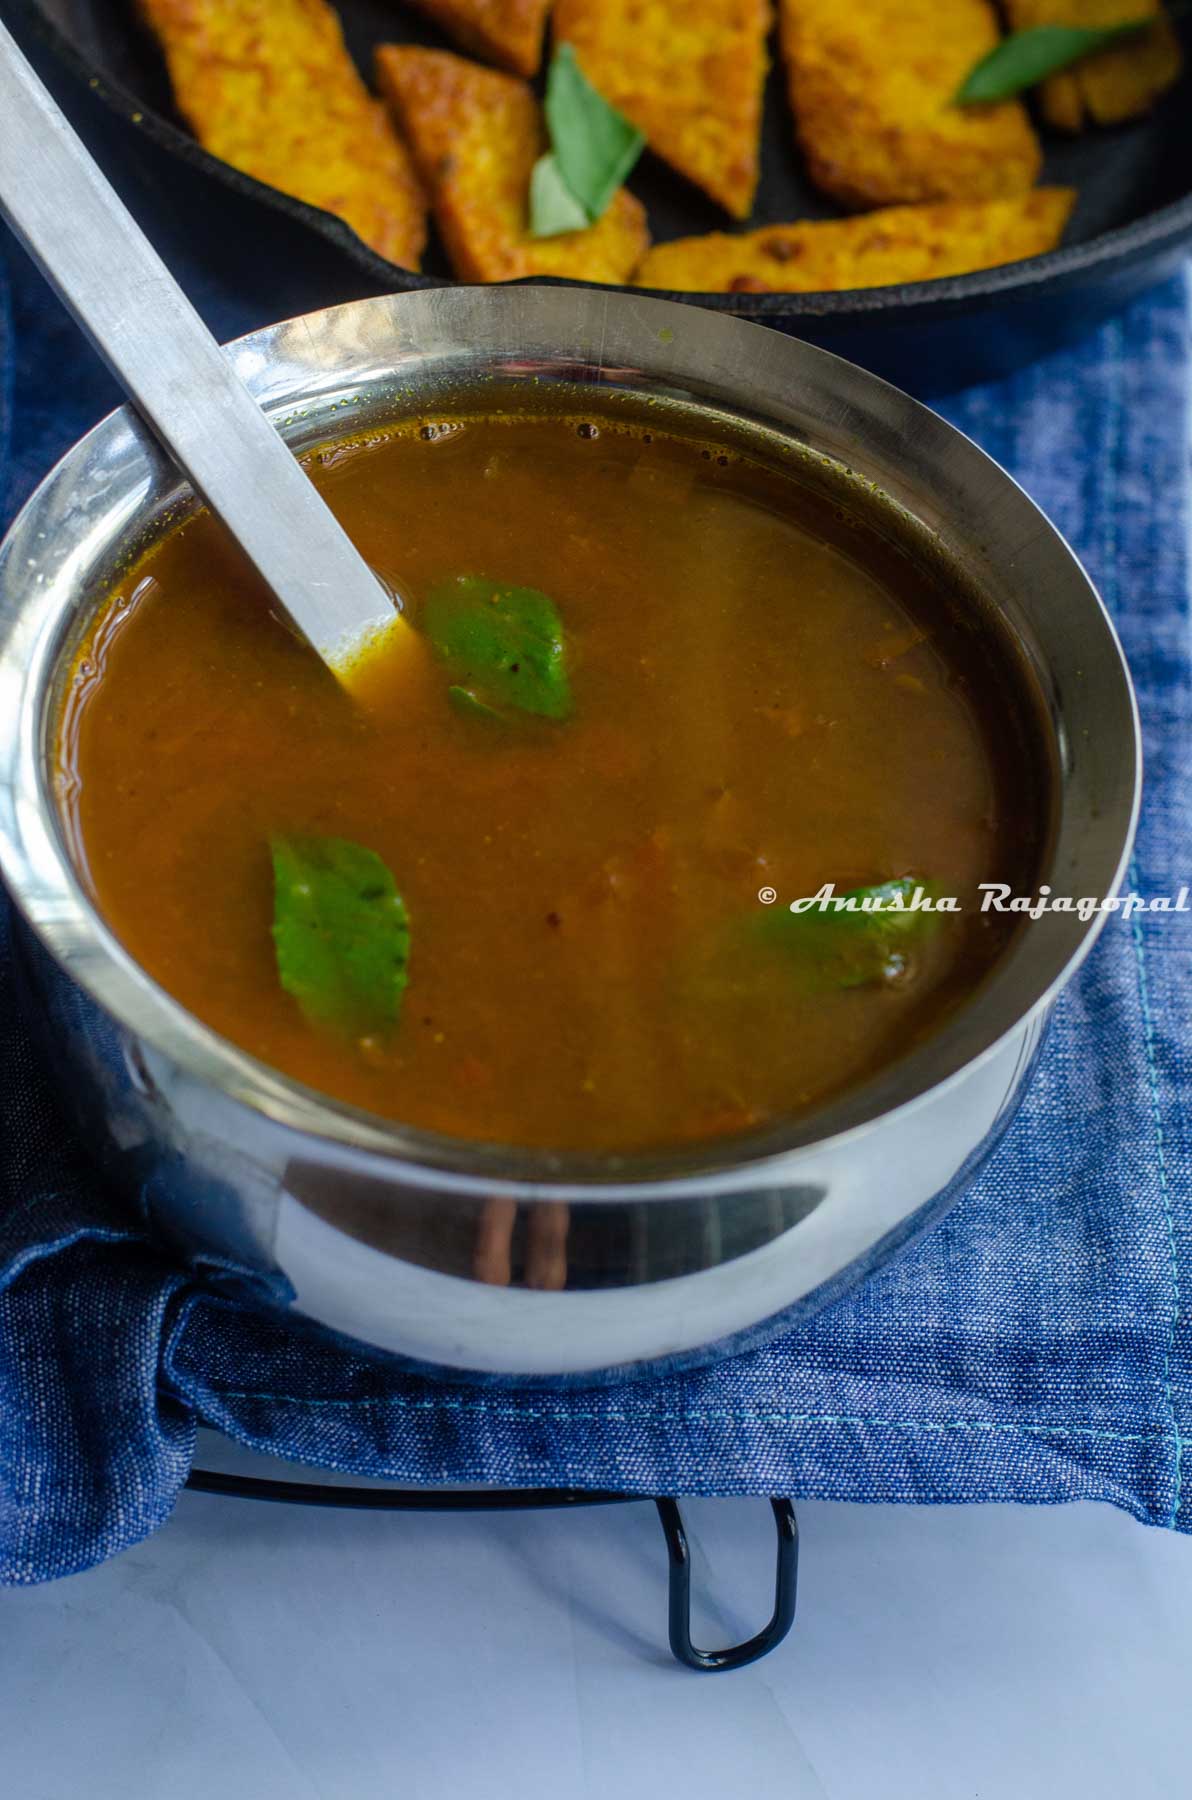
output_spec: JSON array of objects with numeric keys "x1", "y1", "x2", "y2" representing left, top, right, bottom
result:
[
  {"x1": 194, "y1": 1390, "x2": 1170, "y2": 1445},
  {"x1": 1128, "y1": 883, "x2": 1184, "y2": 1527}
]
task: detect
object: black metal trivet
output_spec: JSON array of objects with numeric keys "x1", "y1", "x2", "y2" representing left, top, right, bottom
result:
[{"x1": 185, "y1": 1469, "x2": 798, "y2": 1672}]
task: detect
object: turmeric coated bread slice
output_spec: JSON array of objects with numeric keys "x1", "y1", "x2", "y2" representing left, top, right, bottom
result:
[
  {"x1": 1002, "y1": 1, "x2": 1182, "y2": 130},
  {"x1": 138, "y1": 0, "x2": 426, "y2": 268},
  {"x1": 403, "y1": 0, "x2": 553, "y2": 77},
  {"x1": 778, "y1": 0, "x2": 1042, "y2": 210},
  {"x1": 635, "y1": 189, "x2": 1076, "y2": 292},
  {"x1": 375, "y1": 46, "x2": 649, "y2": 283},
  {"x1": 552, "y1": 0, "x2": 770, "y2": 219}
]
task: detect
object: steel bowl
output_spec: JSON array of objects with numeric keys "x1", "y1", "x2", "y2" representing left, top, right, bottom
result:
[{"x1": 0, "y1": 286, "x2": 1140, "y2": 1377}]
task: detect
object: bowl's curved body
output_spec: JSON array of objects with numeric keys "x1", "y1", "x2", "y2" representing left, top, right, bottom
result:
[
  {"x1": 10, "y1": 916, "x2": 1052, "y2": 1378},
  {"x1": 0, "y1": 287, "x2": 1140, "y2": 1376}
]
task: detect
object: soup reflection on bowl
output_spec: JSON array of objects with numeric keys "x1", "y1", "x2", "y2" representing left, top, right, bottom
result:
[{"x1": 0, "y1": 288, "x2": 1138, "y2": 1374}]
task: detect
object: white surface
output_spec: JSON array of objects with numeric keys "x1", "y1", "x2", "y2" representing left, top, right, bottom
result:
[{"x1": 2, "y1": 1431, "x2": 1190, "y2": 1798}]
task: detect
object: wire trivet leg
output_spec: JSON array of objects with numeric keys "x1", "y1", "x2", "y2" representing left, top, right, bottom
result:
[
  {"x1": 185, "y1": 1468, "x2": 798, "y2": 1671},
  {"x1": 655, "y1": 1497, "x2": 798, "y2": 1672}
]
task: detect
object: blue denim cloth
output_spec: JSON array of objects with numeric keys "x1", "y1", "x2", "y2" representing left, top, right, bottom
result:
[{"x1": 2, "y1": 234, "x2": 1190, "y2": 1585}]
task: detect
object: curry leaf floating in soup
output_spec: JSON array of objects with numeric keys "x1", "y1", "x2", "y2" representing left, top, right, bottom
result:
[
  {"x1": 424, "y1": 575, "x2": 573, "y2": 721},
  {"x1": 270, "y1": 834, "x2": 410, "y2": 1034},
  {"x1": 755, "y1": 876, "x2": 943, "y2": 991},
  {"x1": 54, "y1": 406, "x2": 1049, "y2": 1152}
]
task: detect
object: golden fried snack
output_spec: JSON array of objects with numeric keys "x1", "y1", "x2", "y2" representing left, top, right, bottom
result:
[
  {"x1": 778, "y1": 0, "x2": 1042, "y2": 209},
  {"x1": 552, "y1": 0, "x2": 770, "y2": 218},
  {"x1": 375, "y1": 46, "x2": 649, "y2": 283},
  {"x1": 404, "y1": 0, "x2": 553, "y2": 76},
  {"x1": 635, "y1": 189, "x2": 1076, "y2": 291},
  {"x1": 138, "y1": 0, "x2": 426, "y2": 268},
  {"x1": 1002, "y1": 1, "x2": 1182, "y2": 130}
]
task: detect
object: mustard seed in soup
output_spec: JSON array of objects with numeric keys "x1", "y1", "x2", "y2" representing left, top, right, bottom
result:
[{"x1": 56, "y1": 409, "x2": 1047, "y2": 1151}]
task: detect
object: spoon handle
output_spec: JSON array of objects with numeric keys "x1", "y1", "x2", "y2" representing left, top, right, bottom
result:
[{"x1": 0, "y1": 20, "x2": 396, "y2": 668}]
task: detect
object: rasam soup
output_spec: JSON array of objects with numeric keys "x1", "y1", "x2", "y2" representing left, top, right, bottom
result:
[{"x1": 56, "y1": 407, "x2": 1048, "y2": 1152}]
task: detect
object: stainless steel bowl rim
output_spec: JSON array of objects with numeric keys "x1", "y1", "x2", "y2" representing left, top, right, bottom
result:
[{"x1": 0, "y1": 285, "x2": 1142, "y2": 1201}]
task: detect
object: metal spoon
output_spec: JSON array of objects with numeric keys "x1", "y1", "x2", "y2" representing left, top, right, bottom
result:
[{"x1": 0, "y1": 18, "x2": 399, "y2": 675}]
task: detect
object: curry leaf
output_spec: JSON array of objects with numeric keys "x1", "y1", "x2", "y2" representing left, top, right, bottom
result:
[
  {"x1": 956, "y1": 18, "x2": 1154, "y2": 104},
  {"x1": 529, "y1": 151, "x2": 590, "y2": 238},
  {"x1": 759, "y1": 877, "x2": 941, "y2": 990},
  {"x1": 271, "y1": 835, "x2": 409, "y2": 1034},
  {"x1": 543, "y1": 44, "x2": 645, "y2": 222},
  {"x1": 423, "y1": 576, "x2": 573, "y2": 720}
]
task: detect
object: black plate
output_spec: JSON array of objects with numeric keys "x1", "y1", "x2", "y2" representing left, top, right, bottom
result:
[{"x1": 15, "y1": 0, "x2": 1192, "y2": 391}]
